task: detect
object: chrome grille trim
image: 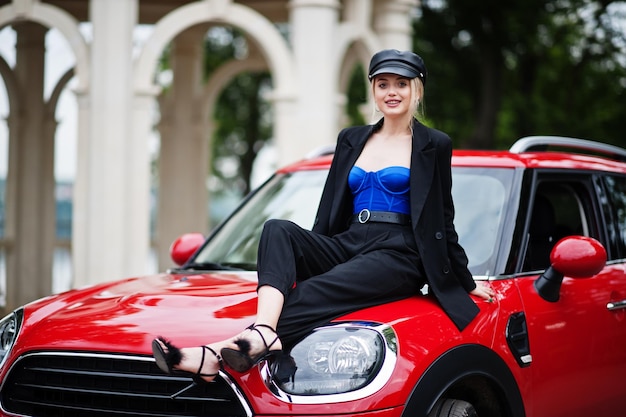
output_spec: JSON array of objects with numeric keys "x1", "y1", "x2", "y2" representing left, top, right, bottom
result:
[{"x1": 0, "y1": 351, "x2": 252, "y2": 417}]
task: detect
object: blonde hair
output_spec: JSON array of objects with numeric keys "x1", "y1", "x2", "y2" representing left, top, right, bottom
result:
[
  {"x1": 370, "y1": 76, "x2": 425, "y2": 130},
  {"x1": 410, "y1": 77, "x2": 425, "y2": 121}
]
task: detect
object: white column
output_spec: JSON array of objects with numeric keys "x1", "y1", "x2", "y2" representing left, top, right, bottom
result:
[
  {"x1": 373, "y1": 0, "x2": 418, "y2": 50},
  {"x1": 73, "y1": 0, "x2": 148, "y2": 286},
  {"x1": 4, "y1": 22, "x2": 55, "y2": 311},
  {"x1": 129, "y1": 91, "x2": 155, "y2": 273},
  {"x1": 286, "y1": 0, "x2": 341, "y2": 163},
  {"x1": 269, "y1": 92, "x2": 299, "y2": 170},
  {"x1": 156, "y1": 27, "x2": 209, "y2": 271},
  {"x1": 71, "y1": 88, "x2": 91, "y2": 288}
]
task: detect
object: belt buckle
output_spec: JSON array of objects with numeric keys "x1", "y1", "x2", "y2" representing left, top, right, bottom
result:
[{"x1": 358, "y1": 208, "x2": 371, "y2": 224}]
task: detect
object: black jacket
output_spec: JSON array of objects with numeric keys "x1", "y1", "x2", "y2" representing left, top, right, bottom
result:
[{"x1": 312, "y1": 118, "x2": 480, "y2": 331}]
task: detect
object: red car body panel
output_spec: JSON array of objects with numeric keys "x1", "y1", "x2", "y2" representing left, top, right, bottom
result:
[
  {"x1": 5, "y1": 276, "x2": 498, "y2": 415},
  {"x1": 516, "y1": 269, "x2": 626, "y2": 416},
  {"x1": 12, "y1": 273, "x2": 257, "y2": 356}
]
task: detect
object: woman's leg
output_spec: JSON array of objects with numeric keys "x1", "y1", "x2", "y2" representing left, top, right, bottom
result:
[
  {"x1": 229, "y1": 285, "x2": 285, "y2": 355},
  {"x1": 157, "y1": 220, "x2": 347, "y2": 378},
  {"x1": 277, "y1": 224, "x2": 425, "y2": 348},
  {"x1": 257, "y1": 219, "x2": 350, "y2": 294},
  {"x1": 219, "y1": 220, "x2": 351, "y2": 367}
]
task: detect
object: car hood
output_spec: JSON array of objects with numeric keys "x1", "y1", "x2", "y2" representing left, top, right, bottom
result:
[{"x1": 17, "y1": 272, "x2": 259, "y2": 356}]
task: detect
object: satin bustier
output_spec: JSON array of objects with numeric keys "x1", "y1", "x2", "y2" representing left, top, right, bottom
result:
[{"x1": 348, "y1": 166, "x2": 410, "y2": 214}]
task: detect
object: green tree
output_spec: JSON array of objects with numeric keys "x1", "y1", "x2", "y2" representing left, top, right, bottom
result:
[
  {"x1": 203, "y1": 28, "x2": 272, "y2": 197},
  {"x1": 345, "y1": 64, "x2": 368, "y2": 127},
  {"x1": 212, "y1": 71, "x2": 272, "y2": 196},
  {"x1": 413, "y1": 0, "x2": 626, "y2": 149}
]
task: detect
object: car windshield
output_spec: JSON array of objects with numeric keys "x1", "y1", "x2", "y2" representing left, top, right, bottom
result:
[{"x1": 192, "y1": 167, "x2": 515, "y2": 276}]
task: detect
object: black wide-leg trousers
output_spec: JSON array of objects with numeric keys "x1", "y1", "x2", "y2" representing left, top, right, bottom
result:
[{"x1": 257, "y1": 218, "x2": 426, "y2": 348}]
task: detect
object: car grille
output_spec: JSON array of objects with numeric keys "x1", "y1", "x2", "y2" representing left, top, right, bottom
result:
[{"x1": 0, "y1": 351, "x2": 251, "y2": 417}]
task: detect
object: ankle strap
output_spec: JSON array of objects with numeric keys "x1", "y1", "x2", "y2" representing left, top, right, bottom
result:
[{"x1": 253, "y1": 323, "x2": 277, "y2": 334}]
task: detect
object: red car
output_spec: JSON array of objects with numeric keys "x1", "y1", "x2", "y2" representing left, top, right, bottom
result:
[{"x1": 0, "y1": 136, "x2": 625, "y2": 417}]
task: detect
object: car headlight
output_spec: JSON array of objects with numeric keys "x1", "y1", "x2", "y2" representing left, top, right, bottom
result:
[
  {"x1": 263, "y1": 322, "x2": 397, "y2": 402},
  {"x1": 0, "y1": 309, "x2": 23, "y2": 368}
]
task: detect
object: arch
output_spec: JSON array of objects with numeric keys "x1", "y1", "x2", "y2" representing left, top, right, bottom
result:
[
  {"x1": 46, "y1": 67, "x2": 75, "y2": 114},
  {"x1": 0, "y1": 1, "x2": 89, "y2": 93},
  {"x1": 203, "y1": 56, "x2": 268, "y2": 119},
  {"x1": 333, "y1": 22, "x2": 380, "y2": 91},
  {"x1": 0, "y1": 55, "x2": 20, "y2": 111},
  {"x1": 331, "y1": 23, "x2": 381, "y2": 123},
  {"x1": 134, "y1": 0, "x2": 296, "y2": 99}
]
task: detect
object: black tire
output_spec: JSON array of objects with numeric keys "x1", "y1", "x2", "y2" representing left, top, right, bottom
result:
[{"x1": 428, "y1": 398, "x2": 478, "y2": 417}]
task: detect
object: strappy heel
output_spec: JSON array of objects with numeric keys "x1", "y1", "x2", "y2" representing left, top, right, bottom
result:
[
  {"x1": 220, "y1": 324, "x2": 282, "y2": 373},
  {"x1": 152, "y1": 337, "x2": 223, "y2": 399},
  {"x1": 270, "y1": 352, "x2": 297, "y2": 384}
]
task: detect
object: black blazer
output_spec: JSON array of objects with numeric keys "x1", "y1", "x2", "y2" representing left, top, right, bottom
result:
[{"x1": 312, "y1": 118, "x2": 480, "y2": 331}]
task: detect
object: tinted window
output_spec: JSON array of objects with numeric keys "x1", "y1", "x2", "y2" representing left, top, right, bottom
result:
[
  {"x1": 601, "y1": 174, "x2": 626, "y2": 260},
  {"x1": 523, "y1": 179, "x2": 596, "y2": 272}
]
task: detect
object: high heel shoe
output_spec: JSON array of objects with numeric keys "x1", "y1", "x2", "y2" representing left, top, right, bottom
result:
[
  {"x1": 220, "y1": 324, "x2": 282, "y2": 373},
  {"x1": 270, "y1": 352, "x2": 297, "y2": 384},
  {"x1": 152, "y1": 337, "x2": 223, "y2": 399}
]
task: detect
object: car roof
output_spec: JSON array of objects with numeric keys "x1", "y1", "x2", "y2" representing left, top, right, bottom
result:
[{"x1": 278, "y1": 136, "x2": 626, "y2": 175}]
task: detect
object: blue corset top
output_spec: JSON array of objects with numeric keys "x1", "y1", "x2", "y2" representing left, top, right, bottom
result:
[{"x1": 349, "y1": 166, "x2": 410, "y2": 214}]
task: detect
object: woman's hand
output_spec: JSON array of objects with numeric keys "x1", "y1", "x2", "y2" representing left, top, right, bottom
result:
[{"x1": 470, "y1": 281, "x2": 496, "y2": 302}]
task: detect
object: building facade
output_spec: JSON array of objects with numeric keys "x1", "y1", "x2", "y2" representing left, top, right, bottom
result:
[{"x1": 0, "y1": 0, "x2": 417, "y2": 311}]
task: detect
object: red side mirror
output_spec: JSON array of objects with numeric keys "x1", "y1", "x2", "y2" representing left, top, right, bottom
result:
[
  {"x1": 550, "y1": 236, "x2": 607, "y2": 278},
  {"x1": 535, "y1": 236, "x2": 607, "y2": 302},
  {"x1": 170, "y1": 233, "x2": 205, "y2": 266}
]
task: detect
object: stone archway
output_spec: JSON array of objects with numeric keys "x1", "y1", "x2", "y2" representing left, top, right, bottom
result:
[
  {"x1": 0, "y1": 2, "x2": 89, "y2": 92},
  {"x1": 132, "y1": 1, "x2": 297, "y2": 269},
  {"x1": 133, "y1": 1, "x2": 295, "y2": 102},
  {"x1": 133, "y1": 0, "x2": 296, "y2": 164}
]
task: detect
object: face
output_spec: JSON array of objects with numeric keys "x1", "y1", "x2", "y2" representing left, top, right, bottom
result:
[{"x1": 372, "y1": 74, "x2": 416, "y2": 118}]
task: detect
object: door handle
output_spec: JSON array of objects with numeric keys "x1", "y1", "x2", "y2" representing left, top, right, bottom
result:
[{"x1": 607, "y1": 300, "x2": 626, "y2": 311}]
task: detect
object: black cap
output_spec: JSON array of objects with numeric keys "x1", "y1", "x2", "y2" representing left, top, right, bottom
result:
[{"x1": 368, "y1": 49, "x2": 427, "y2": 85}]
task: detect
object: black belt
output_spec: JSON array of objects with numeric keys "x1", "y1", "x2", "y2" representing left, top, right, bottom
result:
[{"x1": 351, "y1": 209, "x2": 411, "y2": 225}]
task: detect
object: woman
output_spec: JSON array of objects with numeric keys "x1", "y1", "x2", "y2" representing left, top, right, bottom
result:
[{"x1": 152, "y1": 49, "x2": 494, "y2": 383}]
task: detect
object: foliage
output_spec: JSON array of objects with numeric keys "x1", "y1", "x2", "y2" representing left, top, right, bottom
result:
[
  {"x1": 345, "y1": 64, "x2": 368, "y2": 126},
  {"x1": 413, "y1": 0, "x2": 626, "y2": 149},
  {"x1": 203, "y1": 28, "x2": 272, "y2": 196},
  {"x1": 212, "y1": 71, "x2": 272, "y2": 196}
]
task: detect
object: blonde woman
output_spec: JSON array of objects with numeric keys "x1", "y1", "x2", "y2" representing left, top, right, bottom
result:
[{"x1": 153, "y1": 49, "x2": 494, "y2": 385}]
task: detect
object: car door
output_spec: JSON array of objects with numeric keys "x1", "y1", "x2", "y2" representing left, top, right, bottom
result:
[{"x1": 514, "y1": 174, "x2": 626, "y2": 417}]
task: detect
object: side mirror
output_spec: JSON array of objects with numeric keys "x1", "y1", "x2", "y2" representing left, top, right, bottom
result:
[
  {"x1": 170, "y1": 233, "x2": 205, "y2": 266},
  {"x1": 534, "y1": 236, "x2": 607, "y2": 302}
]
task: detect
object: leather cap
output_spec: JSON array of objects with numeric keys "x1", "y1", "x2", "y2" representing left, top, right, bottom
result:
[{"x1": 368, "y1": 49, "x2": 427, "y2": 85}]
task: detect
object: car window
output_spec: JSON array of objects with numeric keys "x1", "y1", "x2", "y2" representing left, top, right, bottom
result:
[
  {"x1": 452, "y1": 168, "x2": 515, "y2": 275},
  {"x1": 194, "y1": 170, "x2": 327, "y2": 268},
  {"x1": 599, "y1": 174, "x2": 626, "y2": 260},
  {"x1": 522, "y1": 180, "x2": 594, "y2": 272}
]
